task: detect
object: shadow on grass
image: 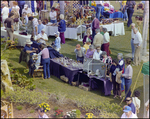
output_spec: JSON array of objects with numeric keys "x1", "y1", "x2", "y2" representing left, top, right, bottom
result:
[{"x1": 110, "y1": 48, "x2": 131, "y2": 54}]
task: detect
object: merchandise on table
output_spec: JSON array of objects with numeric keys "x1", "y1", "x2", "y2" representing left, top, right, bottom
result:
[
  {"x1": 53, "y1": 56, "x2": 83, "y2": 69},
  {"x1": 99, "y1": 18, "x2": 120, "y2": 25},
  {"x1": 83, "y1": 58, "x2": 107, "y2": 79}
]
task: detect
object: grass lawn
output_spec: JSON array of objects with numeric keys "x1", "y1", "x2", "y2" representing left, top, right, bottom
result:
[{"x1": 2, "y1": 1, "x2": 149, "y2": 118}]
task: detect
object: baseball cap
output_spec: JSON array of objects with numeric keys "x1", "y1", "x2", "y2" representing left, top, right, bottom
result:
[{"x1": 123, "y1": 106, "x2": 131, "y2": 113}]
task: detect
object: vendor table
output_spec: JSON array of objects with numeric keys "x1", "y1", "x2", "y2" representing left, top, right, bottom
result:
[
  {"x1": 50, "y1": 59, "x2": 82, "y2": 85},
  {"x1": 1, "y1": 27, "x2": 31, "y2": 47},
  {"x1": 78, "y1": 72, "x2": 112, "y2": 96},
  {"x1": 45, "y1": 24, "x2": 86, "y2": 39},
  {"x1": 87, "y1": 22, "x2": 125, "y2": 36},
  {"x1": 89, "y1": 75, "x2": 112, "y2": 96},
  {"x1": 103, "y1": 11, "x2": 124, "y2": 19},
  {"x1": 101, "y1": 22, "x2": 125, "y2": 36}
]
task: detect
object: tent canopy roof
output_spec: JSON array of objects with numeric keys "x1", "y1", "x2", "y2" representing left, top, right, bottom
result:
[{"x1": 141, "y1": 61, "x2": 149, "y2": 75}]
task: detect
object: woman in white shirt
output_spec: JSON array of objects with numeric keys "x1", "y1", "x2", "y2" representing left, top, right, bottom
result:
[
  {"x1": 12, "y1": 1, "x2": 20, "y2": 14},
  {"x1": 132, "y1": 90, "x2": 141, "y2": 116},
  {"x1": 38, "y1": 108, "x2": 49, "y2": 118},
  {"x1": 49, "y1": 7, "x2": 57, "y2": 24},
  {"x1": 102, "y1": 28, "x2": 110, "y2": 56},
  {"x1": 1, "y1": 4, "x2": 9, "y2": 27}
]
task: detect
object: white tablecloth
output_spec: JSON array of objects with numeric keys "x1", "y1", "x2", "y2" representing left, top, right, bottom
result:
[
  {"x1": 1, "y1": 27, "x2": 31, "y2": 47},
  {"x1": 101, "y1": 22, "x2": 125, "y2": 36},
  {"x1": 44, "y1": 24, "x2": 86, "y2": 39}
]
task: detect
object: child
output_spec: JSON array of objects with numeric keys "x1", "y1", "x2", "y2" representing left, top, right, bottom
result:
[
  {"x1": 121, "y1": 1, "x2": 128, "y2": 21},
  {"x1": 53, "y1": 32, "x2": 61, "y2": 52}
]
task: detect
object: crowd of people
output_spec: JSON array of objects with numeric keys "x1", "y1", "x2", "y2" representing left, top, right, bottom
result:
[{"x1": 1, "y1": 1, "x2": 149, "y2": 118}]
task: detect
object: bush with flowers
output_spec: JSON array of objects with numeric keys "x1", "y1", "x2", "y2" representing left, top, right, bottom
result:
[
  {"x1": 39, "y1": 102, "x2": 50, "y2": 113},
  {"x1": 64, "y1": 109, "x2": 81, "y2": 118},
  {"x1": 54, "y1": 109, "x2": 63, "y2": 117},
  {"x1": 85, "y1": 113, "x2": 95, "y2": 118}
]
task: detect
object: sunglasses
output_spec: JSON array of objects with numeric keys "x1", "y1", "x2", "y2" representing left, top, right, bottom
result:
[{"x1": 126, "y1": 100, "x2": 131, "y2": 101}]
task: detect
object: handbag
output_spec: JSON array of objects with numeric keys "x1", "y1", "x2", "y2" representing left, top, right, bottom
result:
[
  {"x1": 116, "y1": 71, "x2": 122, "y2": 84},
  {"x1": 134, "y1": 98, "x2": 140, "y2": 114}
]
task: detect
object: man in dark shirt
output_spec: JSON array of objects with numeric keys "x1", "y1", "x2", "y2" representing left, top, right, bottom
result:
[
  {"x1": 4, "y1": 12, "x2": 14, "y2": 41},
  {"x1": 126, "y1": 97, "x2": 136, "y2": 114}
]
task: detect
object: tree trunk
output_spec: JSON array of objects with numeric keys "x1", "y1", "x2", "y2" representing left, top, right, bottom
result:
[{"x1": 142, "y1": 1, "x2": 149, "y2": 56}]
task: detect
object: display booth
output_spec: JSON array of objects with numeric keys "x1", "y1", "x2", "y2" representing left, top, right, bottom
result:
[{"x1": 141, "y1": 61, "x2": 149, "y2": 118}]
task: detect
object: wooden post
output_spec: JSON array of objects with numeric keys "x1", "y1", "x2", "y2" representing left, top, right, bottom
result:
[{"x1": 141, "y1": 1, "x2": 149, "y2": 56}]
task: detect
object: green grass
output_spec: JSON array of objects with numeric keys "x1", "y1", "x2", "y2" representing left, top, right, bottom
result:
[
  {"x1": 2, "y1": 1, "x2": 149, "y2": 118},
  {"x1": 16, "y1": 105, "x2": 23, "y2": 110}
]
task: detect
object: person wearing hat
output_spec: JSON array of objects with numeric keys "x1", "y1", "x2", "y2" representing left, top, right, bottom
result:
[
  {"x1": 125, "y1": 97, "x2": 136, "y2": 114},
  {"x1": 35, "y1": 29, "x2": 48, "y2": 45},
  {"x1": 74, "y1": 44, "x2": 86, "y2": 63},
  {"x1": 23, "y1": 39, "x2": 38, "y2": 56},
  {"x1": 1, "y1": 3, "x2": 9, "y2": 27},
  {"x1": 101, "y1": 28, "x2": 110, "y2": 56},
  {"x1": 93, "y1": 28, "x2": 103, "y2": 49},
  {"x1": 117, "y1": 53, "x2": 125, "y2": 92},
  {"x1": 22, "y1": 4, "x2": 32, "y2": 17},
  {"x1": 121, "y1": 106, "x2": 137, "y2": 118},
  {"x1": 85, "y1": 45, "x2": 96, "y2": 58},
  {"x1": 53, "y1": 32, "x2": 61, "y2": 52},
  {"x1": 93, "y1": 46, "x2": 103, "y2": 60}
]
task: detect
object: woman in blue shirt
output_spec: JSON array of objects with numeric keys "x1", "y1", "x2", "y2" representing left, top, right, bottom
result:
[
  {"x1": 58, "y1": 14, "x2": 66, "y2": 44},
  {"x1": 109, "y1": 59, "x2": 122, "y2": 99}
]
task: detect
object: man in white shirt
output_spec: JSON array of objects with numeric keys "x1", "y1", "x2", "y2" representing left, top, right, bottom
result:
[
  {"x1": 121, "y1": 106, "x2": 138, "y2": 118},
  {"x1": 93, "y1": 46, "x2": 103, "y2": 60},
  {"x1": 49, "y1": 7, "x2": 57, "y2": 24},
  {"x1": 95, "y1": 1, "x2": 104, "y2": 21},
  {"x1": 22, "y1": 4, "x2": 32, "y2": 17},
  {"x1": 131, "y1": 23, "x2": 136, "y2": 61},
  {"x1": 133, "y1": 28, "x2": 142, "y2": 66},
  {"x1": 35, "y1": 29, "x2": 48, "y2": 44},
  {"x1": 1, "y1": 4, "x2": 9, "y2": 27}
]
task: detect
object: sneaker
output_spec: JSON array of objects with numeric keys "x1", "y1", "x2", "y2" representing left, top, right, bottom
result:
[{"x1": 113, "y1": 95, "x2": 117, "y2": 98}]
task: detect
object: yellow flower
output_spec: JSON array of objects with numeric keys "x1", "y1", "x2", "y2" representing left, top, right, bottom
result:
[
  {"x1": 45, "y1": 110, "x2": 46, "y2": 112},
  {"x1": 40, "y1": 106, "x2": 41, "y2": 108}
]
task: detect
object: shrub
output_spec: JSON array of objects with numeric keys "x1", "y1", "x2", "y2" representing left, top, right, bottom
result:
[
  {"x1": 30, "y1": 109, "x2": 35, "y2": 113},
  {"x1": 54, "y1": 109, "x2": 63, "y2": 117},
  {"x1": 76, "y1": 109, "x2": 81, "y2": 118},
  {"x1": 2, "y1": 86, "x2": 49, "y2": 106},
  {"x1": 54, "y1": 107, "x2": 59, "y2": 111},
  {"x1": 16, "y1": 106, "x2": 23, "y2": 110}
]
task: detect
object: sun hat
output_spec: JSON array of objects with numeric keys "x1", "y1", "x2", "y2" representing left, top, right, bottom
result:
[
  {"x1": 26, "y1": 39, "x2": 33, "y2": 45},
  {"x1": 24, "y1": 4, "x2": 28, "y2": 9},
  {"x1": 54, "y1": 31, "x2": 59, "y2": 36},
  {"x1": 123, "y1": 106, "x2": 131, "y2": 113},
  {"x1": 76, "y1": 44, "x2": 81, "y2": 50}
]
